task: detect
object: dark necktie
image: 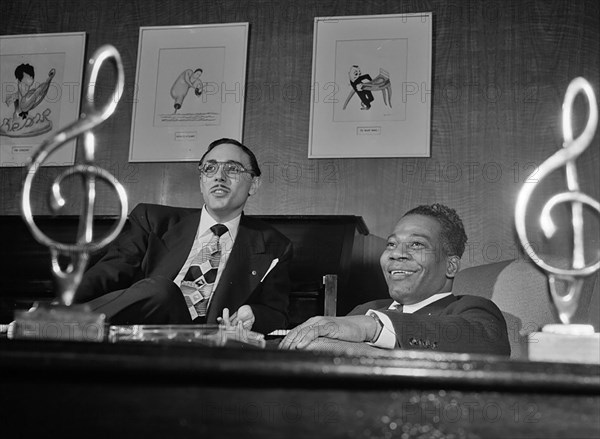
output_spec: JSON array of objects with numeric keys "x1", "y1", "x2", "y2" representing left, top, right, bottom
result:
[
  {"x1": 180, "y1": 224, "x2": 228, "y2": 319},
  {"x1": 391, "y1": 303, "x2": 403, "y2": 312}
]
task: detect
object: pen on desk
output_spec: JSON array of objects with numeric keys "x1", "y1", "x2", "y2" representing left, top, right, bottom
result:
[{"x1": 260, "y1": 258, "x2": 279, "y2": 282}]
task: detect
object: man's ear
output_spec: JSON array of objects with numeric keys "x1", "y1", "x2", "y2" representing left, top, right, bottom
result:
[
  {"x1": 199, "y1": 174, "x2": 207, "y2": 197},
  {"x1": 248, "y1": 176, "x2": 262, "y2": 196},
  {"x1": 446, "y1": 255, "x2": 461, "y2": 279}
]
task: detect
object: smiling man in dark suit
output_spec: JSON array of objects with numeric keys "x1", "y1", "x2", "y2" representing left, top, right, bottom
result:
[
  {"x1": 280, "y1": 204, "x2": 510, "y2": 356},
  {"x1": 76, "y1": 138, "x2": 292, "y2": 335}
]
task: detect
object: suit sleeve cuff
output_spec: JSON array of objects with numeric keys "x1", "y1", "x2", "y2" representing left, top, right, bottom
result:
[{"x1": 366, "y1": 309, "x2": 396, "y2": 349}]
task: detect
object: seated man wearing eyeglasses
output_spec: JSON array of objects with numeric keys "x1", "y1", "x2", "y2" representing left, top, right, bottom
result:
[{"x1": 77, "y1": 138, "x2": 292, "y2": 334}]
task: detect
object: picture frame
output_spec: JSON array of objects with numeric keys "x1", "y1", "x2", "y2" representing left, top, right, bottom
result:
[
  {"x1": 308, "y1": 14, "x2": 432, "y2": 158},
  {"x1": 0, "y1": 32, "x2": 86, "y2": 167},
  {"x1": 129, "y1": 23, "x2": 249, "y2": 162}
]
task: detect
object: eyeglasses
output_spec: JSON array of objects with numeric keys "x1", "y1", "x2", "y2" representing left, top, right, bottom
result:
[{"x1": 198, "y1": 160, "x2": 255, "y2": 178}]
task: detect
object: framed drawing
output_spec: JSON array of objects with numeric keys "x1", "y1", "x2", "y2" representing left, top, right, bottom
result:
[
  {"x1": 308, "y1": 14, "x2": 432, "y2": 158},
  {"x1": 0, "y1": 32, "x2": 86, "y2": 167},
  {"x1": 129, "y1": 23, "x2": 248, "y2": 162}
]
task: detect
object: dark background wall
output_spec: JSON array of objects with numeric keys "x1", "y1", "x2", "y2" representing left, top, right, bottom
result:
[{"x1": 1, "y1": 0, "x2": 598, "y2": 269}]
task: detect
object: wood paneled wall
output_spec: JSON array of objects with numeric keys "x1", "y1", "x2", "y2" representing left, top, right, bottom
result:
[{"x1": 1, "y1": 0, "x2": 598, "y2": 268}]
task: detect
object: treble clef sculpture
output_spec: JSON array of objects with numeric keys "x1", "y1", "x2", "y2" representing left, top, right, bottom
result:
[
  {"x1": 515, "y1": 77, "x2": 599, "y2": 325},
  {"x1": 21, "y1": 45, "x2": 128, "y2": 307}
]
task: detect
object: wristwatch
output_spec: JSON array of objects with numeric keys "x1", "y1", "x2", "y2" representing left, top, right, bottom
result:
[{"x1": 367, "y1": 311, "x2": 384, "y2": 343}]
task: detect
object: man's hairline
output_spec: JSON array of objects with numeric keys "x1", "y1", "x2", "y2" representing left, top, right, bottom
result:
[{"x1": 200, "y1": 142, "x2": 253, "y2": 168}]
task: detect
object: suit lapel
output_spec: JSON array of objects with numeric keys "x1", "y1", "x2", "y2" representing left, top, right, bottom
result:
[
  {"x1": 373, "y1": 295, "x2": 457, "y2": 316},
  {"x1": 206, "y1": 216, "x2": 272, "y2": 322},
  {"x1": 412, "y1": 294, "x2": 457, "y2": 316},
  {"x1": 149, "y1": 211, "x2": 201, "y2": 279}
]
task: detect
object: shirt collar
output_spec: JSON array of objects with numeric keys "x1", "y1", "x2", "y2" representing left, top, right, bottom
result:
[
  {"x1": 199, "y1": 205, "x2": 241, "y2": 242},
  {"x1": 389, "y1": 292, "x2": 453, "y2": 314}
]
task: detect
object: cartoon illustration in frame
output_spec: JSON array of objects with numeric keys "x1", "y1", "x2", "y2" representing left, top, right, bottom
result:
[
  {"x1": 129, "y1": 24, "x2": 248, "y2": 163},
  {"x1": 309, "y1": 14, "x2": 431, "y2": 158},
  {"x1": 0, "y1": 32, "x2": 85, "y2": 167}
]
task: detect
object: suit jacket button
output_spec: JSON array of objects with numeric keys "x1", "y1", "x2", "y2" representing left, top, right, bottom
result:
[{"x1": 251, "y1": 270, "x2": 257, "y2": 275}]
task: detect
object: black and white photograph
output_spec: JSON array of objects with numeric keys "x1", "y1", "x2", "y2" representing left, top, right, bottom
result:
[{"x1": 0, "y1": 1, "x2": 598, "y2": 438}]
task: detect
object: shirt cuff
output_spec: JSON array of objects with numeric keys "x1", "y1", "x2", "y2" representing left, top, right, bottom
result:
[{"x1": 366, "y1": 309, "x2": 396, "y2": 349}]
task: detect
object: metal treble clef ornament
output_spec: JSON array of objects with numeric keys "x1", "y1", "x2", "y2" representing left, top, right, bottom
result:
[
  {"x1": 21, "y1": 45, "x2": 128, "y2": 307},
  {"x1": 515, "y1": 77, "x2": 599, "y2": 325}
]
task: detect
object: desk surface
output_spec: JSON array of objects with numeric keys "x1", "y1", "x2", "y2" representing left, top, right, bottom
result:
[{"x1": 1, "y1": 339, "x2": 599, "y2": 438}]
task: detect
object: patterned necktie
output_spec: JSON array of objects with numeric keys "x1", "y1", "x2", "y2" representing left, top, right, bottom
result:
[{"x1": 180, "y1": 223, "x2": 228, "y2": 320}]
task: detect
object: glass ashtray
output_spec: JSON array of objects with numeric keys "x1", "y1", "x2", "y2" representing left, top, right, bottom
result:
[{"x1": 108, "y1": 324, "x2": 265, "y2": 348}]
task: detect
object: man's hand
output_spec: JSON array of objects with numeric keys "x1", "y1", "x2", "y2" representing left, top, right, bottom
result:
[
  {"x1": 229, "y1": 305, "x2": 255, "y2": 330},
  {"x1": 278, "y1": 315, "x2": 377, "y2": 350}
]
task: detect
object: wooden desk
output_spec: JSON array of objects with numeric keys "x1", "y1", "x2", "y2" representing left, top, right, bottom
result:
[{"x1": 1, "y1": 339, "x2": 598, "y2": 438}]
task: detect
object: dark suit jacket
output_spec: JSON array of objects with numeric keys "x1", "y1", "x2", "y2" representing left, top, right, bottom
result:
[
  {"x1": 77, "y1": 203, "x2": 293, "y2": 334},
  {"x1": 349, "y1": 295, "x2": 511, "y2": 356}
]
